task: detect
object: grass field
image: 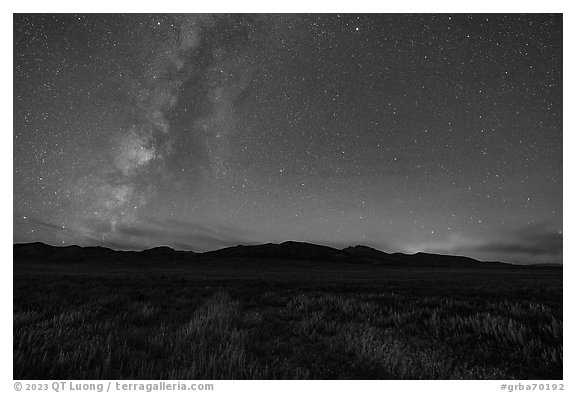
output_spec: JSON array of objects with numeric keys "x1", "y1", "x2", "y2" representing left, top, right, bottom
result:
[{"x1": 13, "y1": 255, "x2": 562, "y2": 379}]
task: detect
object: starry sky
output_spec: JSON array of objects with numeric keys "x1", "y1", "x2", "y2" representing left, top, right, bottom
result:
[{"x1": 13, "y1": 13, "x2": 562, "y2": 264}]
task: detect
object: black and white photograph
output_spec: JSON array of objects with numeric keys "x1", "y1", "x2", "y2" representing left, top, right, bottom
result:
[{"x1": 12, "y1": 10, "x2": 563, "y2": 382}]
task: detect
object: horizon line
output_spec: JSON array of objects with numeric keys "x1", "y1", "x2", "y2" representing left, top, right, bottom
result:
[{"x1": 13, "y1": 240, "x2": 562, "y2": 266}]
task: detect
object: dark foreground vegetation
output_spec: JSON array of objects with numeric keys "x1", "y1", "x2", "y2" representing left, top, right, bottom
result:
[{"x1": 14, "y1": 243, "x2": 562, "y2": 379}]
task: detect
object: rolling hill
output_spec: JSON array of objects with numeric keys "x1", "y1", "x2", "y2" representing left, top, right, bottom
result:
[{"x1": 12, "y1": 241, "x2": 528, "y2": 269}]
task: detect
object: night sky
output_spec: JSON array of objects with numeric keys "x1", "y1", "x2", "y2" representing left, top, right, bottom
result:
[{"x1": 13, "y1": 14, "x2": 562, "y2": 264}]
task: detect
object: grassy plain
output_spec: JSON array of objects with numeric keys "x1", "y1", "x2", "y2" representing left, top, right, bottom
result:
[{"x1": 14, "y1": 255, "x2": 562, "y2": 379}]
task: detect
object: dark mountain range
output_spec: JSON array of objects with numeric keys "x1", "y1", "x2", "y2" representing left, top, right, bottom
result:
[
  {"x1": 202, "y1": 241, "x2": 347, "y2": 262},
  {"x1": 9, "y1": 240, "x2": 539, "y2": 268}
]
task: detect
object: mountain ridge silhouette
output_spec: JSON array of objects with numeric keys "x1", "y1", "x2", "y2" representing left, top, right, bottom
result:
[{"x1": 13, "y1": 241, "x2": 562, "y2": 268}]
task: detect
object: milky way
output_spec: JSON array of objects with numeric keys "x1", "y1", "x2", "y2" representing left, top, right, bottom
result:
[{"x1": 14, "y1": 14, "x2": 562, "y2": 264}]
